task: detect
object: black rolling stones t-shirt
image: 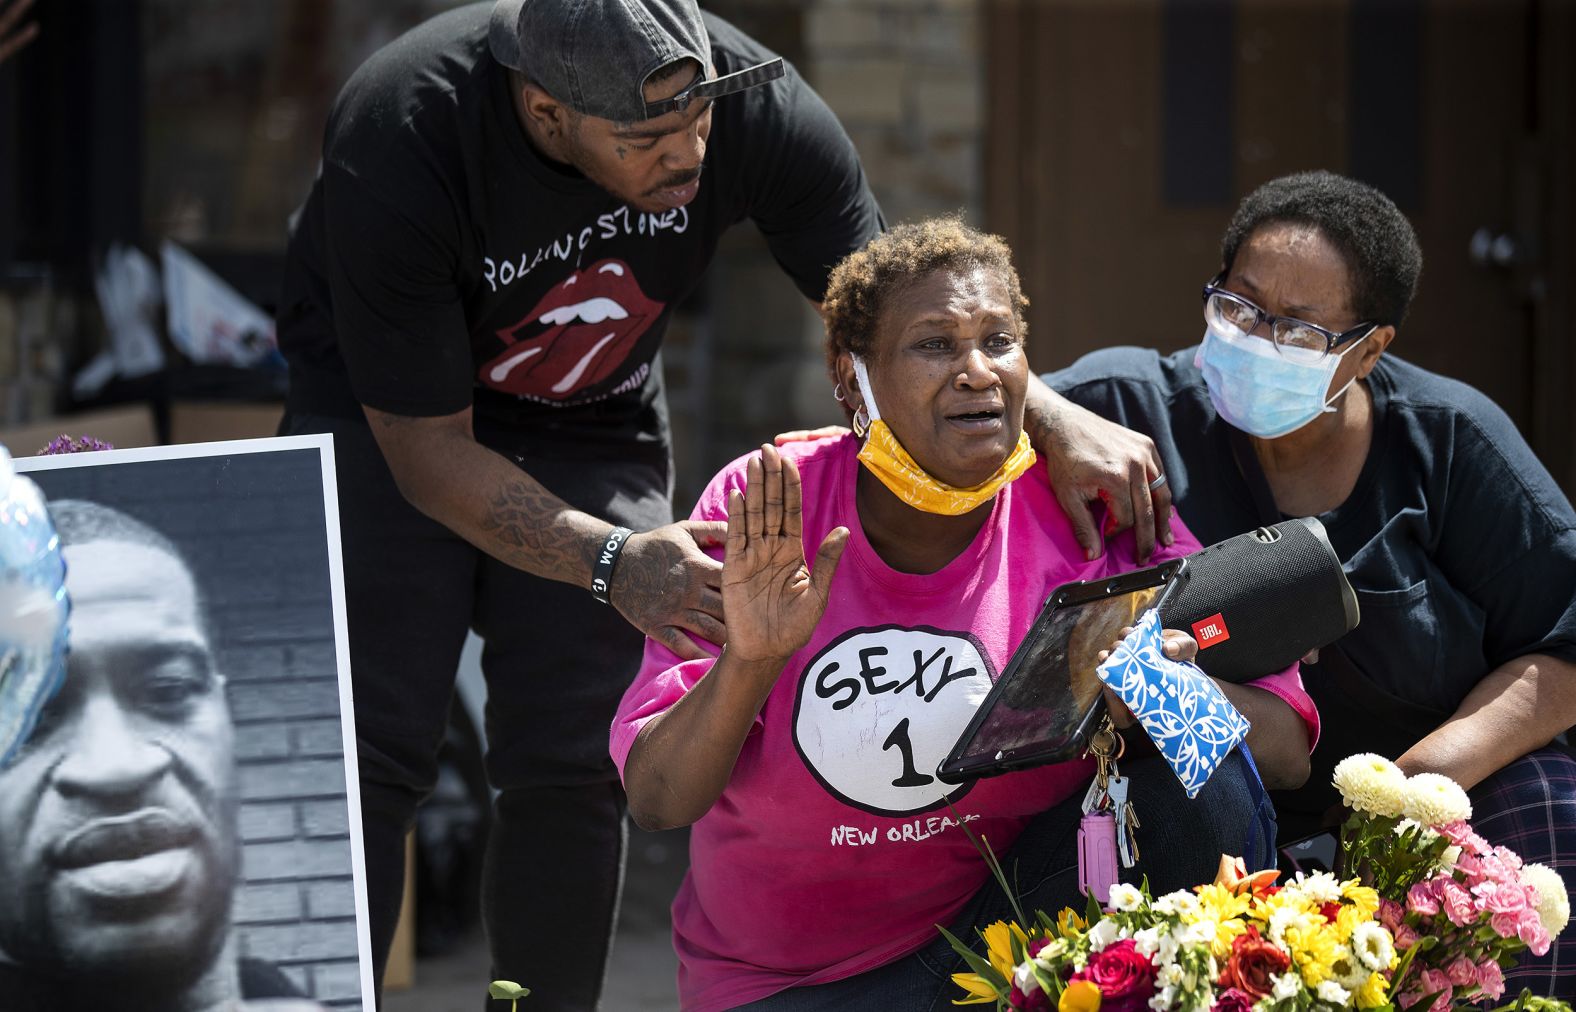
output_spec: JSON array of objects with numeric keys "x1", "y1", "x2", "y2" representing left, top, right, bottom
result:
[{"x1": 279, "y1": 2, "x2": 883, "y2": 460}]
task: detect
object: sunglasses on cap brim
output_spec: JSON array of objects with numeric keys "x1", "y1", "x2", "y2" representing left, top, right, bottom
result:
[{"x1": 643, "y1": 57, "x2": 785, "y2": 119}]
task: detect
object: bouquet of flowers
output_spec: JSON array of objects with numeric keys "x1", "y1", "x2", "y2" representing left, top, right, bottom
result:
[{"x1": 943, "y1": 754, "x2": 1571, "y2": 1012}]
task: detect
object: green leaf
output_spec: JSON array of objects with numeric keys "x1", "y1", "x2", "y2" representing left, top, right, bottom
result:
[
  {"x1": 489, "y1": 980, "x2": 531, "y2": 1000},
  {"x1": 1009, "y1": 929, "x2": 1027, "y2": 968},
  {"x1": 1085, "y1": 889, "x2": 1102, "y2": 925},
  {"x1": 937, "y1": 924, "x2": 1008, "y2": 990}
]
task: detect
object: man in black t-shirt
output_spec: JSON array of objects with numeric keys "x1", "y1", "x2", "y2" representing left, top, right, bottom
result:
[{"x1": 277, "y1": 1, "x2": 1179, "y2": 1004}]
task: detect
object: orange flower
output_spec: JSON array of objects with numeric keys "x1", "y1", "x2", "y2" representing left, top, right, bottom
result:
[
  {"x1": 1214, "y1": 854, "x2": 1281, "y2": 898},
  {"x1": 1059, "y1": 980, "x2": 1103, "y2": 1012}
]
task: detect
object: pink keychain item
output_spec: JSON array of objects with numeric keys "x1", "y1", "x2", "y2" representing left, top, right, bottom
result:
[{"x1": 1078, "y1": 810, "x2": 1120, "y2": 904}]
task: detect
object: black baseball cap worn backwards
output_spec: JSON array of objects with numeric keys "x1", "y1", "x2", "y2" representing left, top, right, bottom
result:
[{"x1": 489, "y1": 0, "x2": 786, "y2": 123}]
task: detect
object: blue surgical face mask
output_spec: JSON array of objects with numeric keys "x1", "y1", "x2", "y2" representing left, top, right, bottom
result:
[{"x1": 1194, "y1": 326, "x2": 1368, "y2": 439}]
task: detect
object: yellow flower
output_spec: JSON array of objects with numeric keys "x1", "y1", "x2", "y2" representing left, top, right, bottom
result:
[
  {"x1": 1286, "y1": 923, "x2": 1340, "y2": 986},
  {"x1": 1196, "y1": 884, "x2": 1252, "y2": 922},
  {"x1": 1056, "y1": 908, "x2": 1088, "y2": 939},
  {"x1": 981, "y1": 920, "x2": 1030, "y2": 980},
  {"x1": 1340, "y1": 881, "x2": 1380, "y2": 920},
  {"x1": 1060, "y1": 979, "x2": 1103, "y2": 1012},
  {"x1": 950, "y1": 972, "x2": 1000, "y2": 1005},
  {"x1": 1354, "y1": 970, "x2": 1390, "y2": 1008},
  {"x1": 1333, "y1": 904, "x2": 1365, "y2": 942}
]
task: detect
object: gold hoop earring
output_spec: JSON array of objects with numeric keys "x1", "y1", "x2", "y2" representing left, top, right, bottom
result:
[{"x1": 852, "y1": 404, "x2": 870, "y2": 439}]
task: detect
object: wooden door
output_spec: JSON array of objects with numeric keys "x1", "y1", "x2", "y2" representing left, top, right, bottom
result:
[{"x1": 986, "y1": 0, "x2": 1576, "y2": 491}]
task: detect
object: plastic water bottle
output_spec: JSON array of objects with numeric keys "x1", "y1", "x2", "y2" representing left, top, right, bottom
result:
[{"x1": 0, "y1": 446, "x2": 70, "y2": 766}]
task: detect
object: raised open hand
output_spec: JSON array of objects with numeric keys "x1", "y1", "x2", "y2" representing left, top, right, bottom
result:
[{"x1": 722, "y1": 444, "x2": 848, "y2": 664}]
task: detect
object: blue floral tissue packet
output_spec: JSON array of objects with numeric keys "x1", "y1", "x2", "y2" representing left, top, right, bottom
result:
[{"x1": 1095, "y1": 609, "x2": 1249, "y2": 799}]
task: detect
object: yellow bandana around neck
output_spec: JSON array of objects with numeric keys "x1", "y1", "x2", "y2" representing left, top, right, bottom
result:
[
  {"x1": 857, "y1": 420, "x2": 1037, "y2": 515},
  {"x1": 850, "y1": 354, "x2": 1036, "y2": 515}
]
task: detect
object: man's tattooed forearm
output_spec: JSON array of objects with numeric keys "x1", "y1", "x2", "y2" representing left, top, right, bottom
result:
[{"x1": 479, "y1": 477, "x2": 595, "y2": 574}]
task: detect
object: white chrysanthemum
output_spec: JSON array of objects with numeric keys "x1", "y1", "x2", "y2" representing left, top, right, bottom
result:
[
  {"x1": 1109, "y1": 882, "x2": 1144, "y2": 912},
  {"x1": 1272, "y1": 971, "x2": 1303, "y2": 1002},
  {"x1": 1400, "y1": 772, "x2": 1473, "y2": 827},
  {"x1": 1351, "y1": 921, "x2": 1395, "y2": 972},
  {"x1": 1154, "y1": 890, "x2": 1202, "y2": 919},
  {"x1": 1521, "y1": 863, "x2": 1572, "y2": 935},
  {"x1": 1296, "y1": 871, "x2": 1344, "y2": 904},
  {"x1": 1089, "y1": 918, "x2": 1122, "y2": 952},
  {"x1": 1332, "y1": 753, "x2": 1408, "y2": 817},
  {"x1": 1317, "y1": 980, "x2": 1352, "y2": 1005}
]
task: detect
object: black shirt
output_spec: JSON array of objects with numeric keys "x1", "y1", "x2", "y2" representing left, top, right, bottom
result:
[
  {"x1": 1047, "y1": 347, "x2": 1576, "y2": 819},
  {"x1": 279, "y1": 3, "x2": 883, "y2": 464}
]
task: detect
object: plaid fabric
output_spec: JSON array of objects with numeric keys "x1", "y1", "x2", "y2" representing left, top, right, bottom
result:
[{"x1": 1469, "y1": 746, "x2": 1576, "y2": 1001}]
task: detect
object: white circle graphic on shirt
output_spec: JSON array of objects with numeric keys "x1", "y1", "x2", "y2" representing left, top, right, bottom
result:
[{"x1": 791, "y1": 625, "x2": 995, "y2": 817}]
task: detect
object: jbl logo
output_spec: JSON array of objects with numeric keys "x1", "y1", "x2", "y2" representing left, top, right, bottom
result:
[{"x1": 1192, "y1": 613, "x2": 1230, "y2": 649}]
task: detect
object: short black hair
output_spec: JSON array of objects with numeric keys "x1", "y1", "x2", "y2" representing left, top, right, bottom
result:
[
  {"x1": 1221, "y1": 171, "x2": 1423, "y2": 327},
  {"x1": 50, "y1": 500, "x2": 210, "y2": 630}
]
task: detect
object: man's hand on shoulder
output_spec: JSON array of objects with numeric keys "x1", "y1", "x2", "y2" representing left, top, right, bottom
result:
[
  {"x1": 612, "y1": 521, "x2": 729, "y2": 660},
  {"x1": 1023, "y1": 376, "x2": 1175, "y2": 562}
]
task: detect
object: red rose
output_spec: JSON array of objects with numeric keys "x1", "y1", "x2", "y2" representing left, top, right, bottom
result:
[
  {"x1": 1213, "y1": 987, "x2": 1256, "y2": 1012},
  {"x1": 1071, "y1": 939, "x2": 1158, "y2": 1012},
  {"x1": 1217, "y1": 926, "x2": 1291, "y2": 1000}
]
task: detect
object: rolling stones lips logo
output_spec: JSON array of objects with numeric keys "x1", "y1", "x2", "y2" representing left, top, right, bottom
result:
[{"x1": 481, "y1": 259, "x2": 664, "y2": 400}]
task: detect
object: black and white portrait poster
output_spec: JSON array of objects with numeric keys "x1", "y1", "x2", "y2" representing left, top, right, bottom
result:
[{"x1": 9, "y1": 435, "x2": 373, "y2": 1011}]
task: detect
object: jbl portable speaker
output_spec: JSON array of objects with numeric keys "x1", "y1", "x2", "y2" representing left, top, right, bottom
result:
[{"x1": 1157, "y1": 517, "x2": 1359, "y2": 682}]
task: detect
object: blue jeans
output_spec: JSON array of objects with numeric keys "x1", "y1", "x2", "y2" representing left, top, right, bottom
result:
[{"x1": 736, "y1": 748, "x2": 1275, "y2": 1011}]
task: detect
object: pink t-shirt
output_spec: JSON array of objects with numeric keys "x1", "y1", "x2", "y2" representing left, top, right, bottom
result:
[{"x1": 610, "y1": 435, "x2": 1316, "y2": 1011}]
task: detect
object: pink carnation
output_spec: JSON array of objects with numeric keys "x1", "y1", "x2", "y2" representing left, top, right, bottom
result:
[
  {"x1": 1478, "y1": 854, "x2": 1518, "y2": 888},
  {"x1": 1446, "y1": 956, "x2": 1477, "y2": 988},
  {"x1": 1379, "y1": 897, "x2": 1406, "y2": 932},
  {"x1": 1475, "y1": 959, "x2": 1506, "y2": 1001},
  {"x1": 1491, "y1": 910, "x2": 1524, "y2": 940},
  {"x1": 1394, "y1": 923, "x2": 1422, "y2": 950},
  {"x1": 1453, "y1": 852, "x2": 1485, "y2": 883},
  {"x1": 1440, "y1": 878, "x2": 1478, "y2": 926},
  {"x1": 1438, "y1": 820, "x2": 1491, "y2": 854},
  {"x1": 1477, "y1": 880, "x2": 1530, "y2": 915},
  {"x1": 1517, "y1": 910, "x2": 1552, "y2": 956},
  {"x1": 1407, "y1": 880, "x2": 1441, "y2": 917},
  {"x1": 1491, "y1": 845, "x2": 1524, "y2": 872},
  {"x1": 1406, "y1": 968, "x2": 1454, "y2": 1012}
]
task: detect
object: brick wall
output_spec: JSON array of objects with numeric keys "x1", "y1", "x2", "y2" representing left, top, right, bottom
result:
[{"x1": 24, "y1": 447, "x2": 366, "y2": 1008}]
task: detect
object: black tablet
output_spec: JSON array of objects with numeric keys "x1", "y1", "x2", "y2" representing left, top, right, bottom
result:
[{"x1": 935, "y1": 559, "x2": 1189, "y2": 784}]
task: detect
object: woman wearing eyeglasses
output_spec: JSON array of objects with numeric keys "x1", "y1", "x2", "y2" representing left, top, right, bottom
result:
[{"x1": 1049, "y1": 170, "x2": 1576, "y2": 997}]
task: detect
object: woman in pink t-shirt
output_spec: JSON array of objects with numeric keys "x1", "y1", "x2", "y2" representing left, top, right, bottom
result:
[{"x1": 612, "y1": 219, "x2": 1318, "y2": 1011}]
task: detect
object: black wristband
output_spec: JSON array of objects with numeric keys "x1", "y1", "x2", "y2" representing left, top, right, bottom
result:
[{"x1": 590, "y1": 526, "x2": 634, "y2": 605}]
